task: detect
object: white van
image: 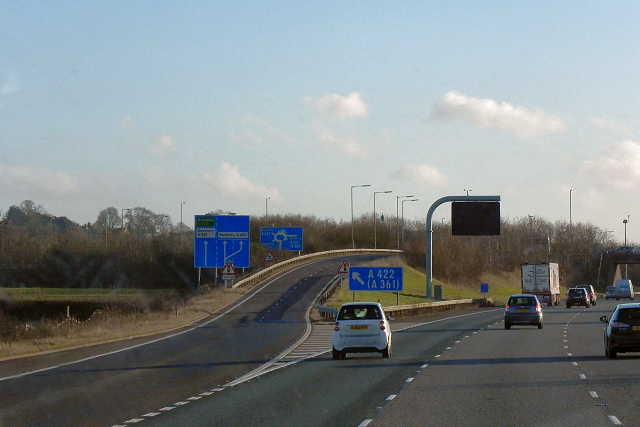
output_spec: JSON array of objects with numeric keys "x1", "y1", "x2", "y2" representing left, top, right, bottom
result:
[{"x1": 614, "y1": 279, "x2": 634, "y2": 300}]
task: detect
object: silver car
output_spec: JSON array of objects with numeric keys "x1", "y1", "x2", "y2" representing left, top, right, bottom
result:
[
  {"x1": 504, "y1": 294, "x2": 543, "y2": 329},
  {"x1": 332, "y1": 302, "x2": 392, "y2": 359}
]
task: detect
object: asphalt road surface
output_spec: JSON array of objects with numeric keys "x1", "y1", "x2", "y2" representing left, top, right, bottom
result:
[{"x1": 0, "y1": 254, "x2": 388, "y2": 427}]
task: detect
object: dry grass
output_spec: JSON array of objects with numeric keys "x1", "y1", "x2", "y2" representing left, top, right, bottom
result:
[{"x1": 0, "y1": 287, "x2": 247, "y2": 359}]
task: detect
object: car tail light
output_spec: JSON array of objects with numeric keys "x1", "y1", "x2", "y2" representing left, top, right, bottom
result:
[
  {"x1": 380, "y1": 321, "x2": 386, "y2": 330},
  {"x1": 334, "y1": 322, "x2": 340, "y2": 331},
  {"x1": 505, "y1": 304, "x2": 510, "y2": 312},
  {"x1": 534, "y1": 305, "x2": 541, "y2": 313},
  {"x1": 611, "y1": 321, "x2": 629, "y2": 329}
]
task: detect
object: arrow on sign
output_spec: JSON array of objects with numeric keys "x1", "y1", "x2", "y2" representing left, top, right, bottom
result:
[
  {"x1": 352, "y1": 272, "x2": 365, "y2": 285},
  {"x1": 204, "y1": 241, "x2": 208, "y2": 266}
]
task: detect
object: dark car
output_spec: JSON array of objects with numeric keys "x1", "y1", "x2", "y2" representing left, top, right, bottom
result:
[
  {"x1": 577, "y1": 284, "x2": 597, "y2": 306},
  {"x1": 600, "y1": 303, "x2": 640, "y2": 358},
  {"x1": 504, "y1": 294, "x2": 543, "y2": 329},
  {"x1": 566, "y1": 287, "x2": 590, "y2": 308}
]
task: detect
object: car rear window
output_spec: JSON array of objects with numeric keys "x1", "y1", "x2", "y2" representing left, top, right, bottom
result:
[
  {"x1": 616, "y1": 308, "x2": 640, "y2": 321},
  {"x1": 338, "y1": 305, "x2": 382, "y2": 320},
  {"x1": 508, "y1": 297, "x2": 536, "y2": 306},
  {"x1": 568, "y1": 289, "x2": 585, "y2": 296}
]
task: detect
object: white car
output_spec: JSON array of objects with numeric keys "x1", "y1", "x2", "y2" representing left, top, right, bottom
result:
[{"x1": 331, "y1": 302, "x2": 392, "y2": 359}]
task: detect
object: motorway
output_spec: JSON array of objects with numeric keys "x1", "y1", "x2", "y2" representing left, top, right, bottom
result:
[{"x1": 1, "y1": 258, "x2": 638, "y2": 426}]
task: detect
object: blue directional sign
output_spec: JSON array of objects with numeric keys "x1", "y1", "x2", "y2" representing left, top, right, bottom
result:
[
  {"x1": 194, "y1": 215, "x2": 250, "y2": 268},
  {"x1": 480, "y1": 283, "x2": 489, "y2": 294},
  {"x1": 349, "y1": 267, "x2": 403, "y2": 292},
  {"x1": 260, "y1": 226, "x2": 303, "y2": 251}
]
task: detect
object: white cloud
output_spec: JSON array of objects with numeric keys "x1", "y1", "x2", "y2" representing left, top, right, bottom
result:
[
  {"x1": 198, "y1": 163, "x2": 281, "y2": 201},
  {"x1": 302, "y1": 92, "x2": 369, "y2": 120},
  {"x1": 592, "y1": 118, "x2": 633, "y2": 137},
  {"x1": 120, "y1": 116, "x2": 134, "y2": 130},
  {"x1": 0, "y1": 165, "x2": 80, "y2": 197},
  {"x1": 148, "y1": 134, "x2": 176, "y2": 156},
  {"x1": 391, "y1": 164, "x2": 449, "y2": 187},
  {"x1": 311, "y1": 121, "x2": 370, "y2": 157},
  {"x1": 581, "y1": 140, "x2": 640, "y2": 190},
  {"x1": 230, "y1": 115, "x2": 296, "y2": 146},
  {"x1": 431, "y1": 91, "x2": 566, "y2": 138}
]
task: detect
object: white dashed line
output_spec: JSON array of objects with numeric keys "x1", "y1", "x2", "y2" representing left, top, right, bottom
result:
[
  {"x1": 406, "y1": 378, "x2": 414, "y2": 383},
  {"x1": 608, "y1": 415, "x2": 622, "y2": 425},
  {"x1": 386, "y1": 395, "x2": 396, "y2": 400},
  {"x1": 579, "y1": 374, "x2": 586, "y2": 380},
  {"x1": 590, "y1": 391, "x2": 598, "y2": 398},
  {"x1": 358, "y1": 419, "x2": 373, "y2": 427}
]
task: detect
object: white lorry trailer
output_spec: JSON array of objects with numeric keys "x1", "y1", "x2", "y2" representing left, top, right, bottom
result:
[{"x1": 521, "y1": 263, "x2": 561, "y2": 306}]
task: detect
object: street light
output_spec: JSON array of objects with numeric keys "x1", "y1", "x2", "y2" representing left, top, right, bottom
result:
[
  {"x1": 265, "y1": 197, "x2": 270, "y2": 218},
  {"x1": 396, "y1": 195, "x2": 414, "y2": 249},
  {"x1": 624, "y1": 216, "x2": 630, "y2": 279},
  {"x1": 180, "y1": 201, "x2": 185, "y2": 247},
  {"x1": 401, "y1": 198, "x2": 419, "y2": 247},
  {"x1": 374, "y1": 190, "x2": 392, "y2": 249},
  {"x1": 351, "y1": 184, "x2": 371, "y2": 248},
  {"x1": 121, "y1": 208, "x2": 130, "y2": 229}
]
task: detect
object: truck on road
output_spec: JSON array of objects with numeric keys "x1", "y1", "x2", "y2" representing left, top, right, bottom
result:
[{"x1": 521, "y1": 263, "x2": 561, "y2": 306}]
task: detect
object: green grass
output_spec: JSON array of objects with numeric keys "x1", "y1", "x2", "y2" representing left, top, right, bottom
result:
[
  {"x1": 326, "y1": 258, "x2": 522, "y2": 309},
  {"x1": 0, "y1": 287, "x2": 168, "y2": 300}
]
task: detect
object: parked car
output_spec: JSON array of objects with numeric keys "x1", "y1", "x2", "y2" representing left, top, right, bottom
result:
[
  {"x1": 605, "y1": 286, "x2": 616, "y2": 300},
  {"x1": 566, "y1": 287, "x2": 590, "y2": 308},
  {"x1": 601, "y1": 303, "x2": 640, "y2": 358},
  {"x1": 577, "y1": 284, "x2": 597, "y2": 306},
  {"x1": 615, "y1": 279, "x2": 634, "y2": 300},
  {"x1": 504, "y1": 294, "x2": 543, "y2": 329},
  {"x1": 332, "y1": 302, "x2": 392, "y2": 359}
]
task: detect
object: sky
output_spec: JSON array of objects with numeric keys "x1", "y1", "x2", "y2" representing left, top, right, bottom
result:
[{"x1": 1, "y1": 2, "x2": 639, "y2": 243}]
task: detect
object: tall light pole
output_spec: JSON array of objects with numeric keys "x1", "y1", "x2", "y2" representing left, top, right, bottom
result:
[
  {"x1": 351, "y1": 184, "x2": 371, "y2": 248},
  {"x1": 569, "y1": 189, "x2": 572, "y2": 226},
  {"x1": 105, "y1": 211, "x2": 109, "y2": 250},
  {"x1": 180, "y1": 201, "x2": 185, "y2": 247},
  {"x1": 374, "y1": 190, "x2": 392, "y2": 249},
  {"x1": 401, "y1": 198, "x2": 419, "y2": 248},
  {"x1": 265, "y1": 197, "x2": 270, "y2": 218},
  {"x1": 624, "y1": 216, "x2": 629, "y2": 279},
  {"x1": 121, "y1": 208, "x2": 130, "y2": 229},
  {"x1": 396, "y1": 195, "x2": 414, "y2": 249}
]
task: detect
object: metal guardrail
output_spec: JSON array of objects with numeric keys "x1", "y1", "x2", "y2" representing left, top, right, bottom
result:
[{"x1": 231, "y1": 249, "x2": 401, "y2": 290}]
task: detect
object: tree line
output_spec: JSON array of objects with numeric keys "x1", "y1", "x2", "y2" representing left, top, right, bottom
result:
[{"x1": 0, "y1": 200, "x2": 632, "y2": 292}]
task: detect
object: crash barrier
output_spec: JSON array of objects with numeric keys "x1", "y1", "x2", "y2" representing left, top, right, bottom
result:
[
  {"x1": 231, "y1": 249, "x2": 402, "y2": 290},
  {"x1": 318, "y1": 297, "x2": 493, "y2": 320}
]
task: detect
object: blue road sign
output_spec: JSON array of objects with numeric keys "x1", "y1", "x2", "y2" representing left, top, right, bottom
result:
[
  {"x1": 349, "y1": 267, "x2": 403, "y2": 292},
  {"x1": 194, "y1": 215, "x2": 250, "y2": 268},
  {"x1": 260, "y1": 226, "x2": 303, "y2": 251},
  {"x1": 480, "y1": 282, "x2": 489, "y2": 293}
]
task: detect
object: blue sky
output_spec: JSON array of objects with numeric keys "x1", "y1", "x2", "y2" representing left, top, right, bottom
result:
[{"x1": 1, "y1": 1, "x2": 639, "y2": 243}]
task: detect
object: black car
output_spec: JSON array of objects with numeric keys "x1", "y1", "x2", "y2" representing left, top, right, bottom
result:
[
  {"x1": 601, "y1": 303, "x2": 640, "y2": 358},
  {"x1": 566, "y1": 287, "x2": 590, "y2": 308},
  {"x1": 577, "y1": 284, "x2": 597, "y2": 306}
]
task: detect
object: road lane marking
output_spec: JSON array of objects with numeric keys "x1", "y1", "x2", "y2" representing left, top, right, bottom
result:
[
  {"x1": 386, "y1": 395, "x2": 396, "y2": 400},
  {"x1": 358, "y1": 419, "x2": 373, "y2": 427},
  {"x1": 579, "y1": 374, "x2": 586, "y2": 380},
  {"x1": 406, "y1": 378, "x2": 414, "y2": 382},
  {"x1": 608, "y1": 415, "x2": 622, "y2": 425},
  {"x1": 590, "y1": 391, "x2": 598, "y2": 398}
]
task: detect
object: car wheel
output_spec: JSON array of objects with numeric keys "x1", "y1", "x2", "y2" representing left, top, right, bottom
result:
[
  {"x1": 382, "y1": 344, "x2": 391, "y2": 359},
  {"x1": 566, "y1": 304, "x2": 571, "y2": 308},
  {"x1": 504, "y1": 322, "x2": 511, "y2": 329},
  {"x1": 332, "y1": 348, "x2": 342, "y2": 360},
  {"x1": 587, "y1": 303, "x2": 590, "y2": 308},
  {"x1": 538, "y1": 321, "x2": 543, "y2": 329},
  {"x1": 593, "y1": 300, "x2": 597, "y2": 306},
  {"x1": 608, "y1": 347, "x2": 617, "y2": 359}
]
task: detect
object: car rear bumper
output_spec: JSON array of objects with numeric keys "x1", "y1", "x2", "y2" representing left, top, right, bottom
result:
[
  {"x1": 332, "y1": 333, "x2": 389, "y2": 352},
  {"x1": 504, "y1": 313, "x2": 542, "y2": 324}
]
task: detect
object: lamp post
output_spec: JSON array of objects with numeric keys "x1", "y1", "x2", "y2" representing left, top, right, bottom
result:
[
  {"x1": 121, "y1": 208, "x2": 130, "y2": 229},
  {"x1": 374, "y1": 190, "x2": 392, "y2": 249},
  {"x1": 180, "y1": 201, "x2": 185, "y2": 247},
  {"x1": 624, "y1": 216, "x2": 630, "y2": 279},
  {"x1": 351, "y1": 184, "x2": 371, "y2": 248},
  {"x1": 105, "y1": 211, "x2": 109, "y2": 250},
  {"x1": 401, "y1": 199, "x2": 419, "y2": 247},
  {"x1": 396, "y1": 195, "x2": 414, "y2": 249},
  {"x1": 265, "y1": 197, "x2": 270, "y2": 218}
]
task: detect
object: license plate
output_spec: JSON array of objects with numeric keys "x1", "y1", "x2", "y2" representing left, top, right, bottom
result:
[
  {"x1": 350, "y1": 325, "x2": 369, "y2": 330},
  {"x1": 516, "y1": 309, "x2": 529, "y2": 313},
  {"x1": 633, "y1": 326, "x2": 640, "y2": 331}
]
